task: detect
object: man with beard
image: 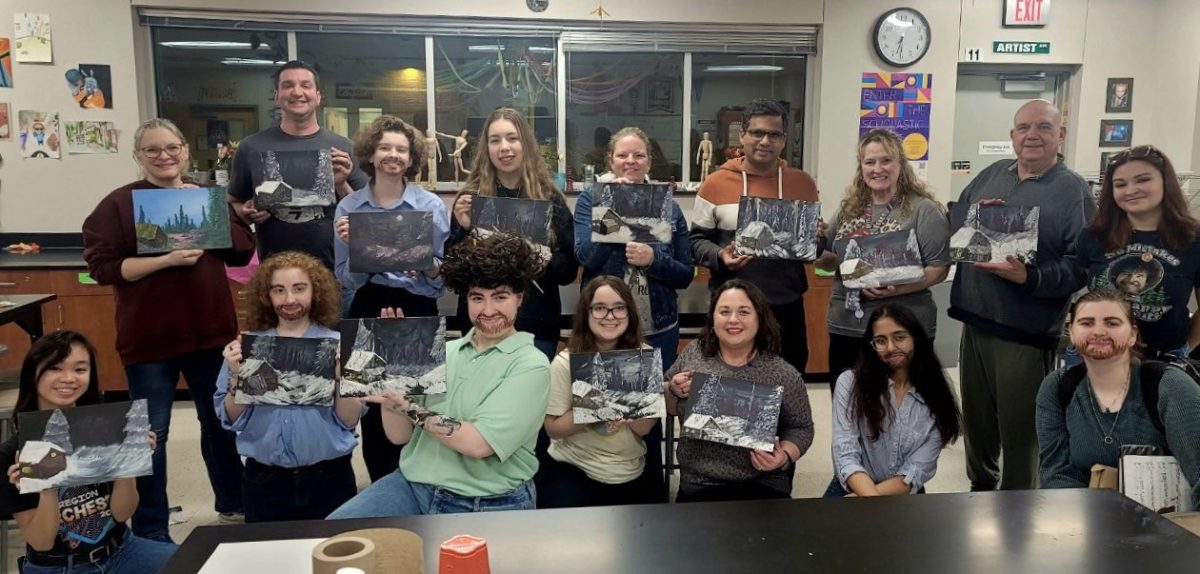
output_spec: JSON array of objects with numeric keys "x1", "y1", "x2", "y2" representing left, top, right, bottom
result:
[{"x1": 328, "y1": 232, "x2": 550, "y2": 518}]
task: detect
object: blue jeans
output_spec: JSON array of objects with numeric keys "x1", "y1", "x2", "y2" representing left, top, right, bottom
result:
[
  {"x1": 124, "y1": 347, "x2": 243, "y2": 539},
  {"x1": 645, "y1": 325, "x2": 680, "y2": 373},
  {"x1": 21, "y1": 531, "x2": 177, "y2": 574},
  {"x1": 327, "y1": 467, "x2": 535, "y2": 518}
]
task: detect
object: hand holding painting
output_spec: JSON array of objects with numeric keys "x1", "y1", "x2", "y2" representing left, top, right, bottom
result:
[
  {"x1": 719, "y1": 243, "x2": 753, "y2": 270},
  {"x1": 667, "y1": 371, "x2": 693, "y2": 398},
  {"x1": 625, "y1": 242, "x2": 655, "y2": 267},
  {"x1": 241, "y1": 199, "x2": 272, "y2": 224},
  {"x1": 336, "y1": 216, "x2": 350, "y2": 243},
  {"x1": 164, "y1": 250, "x2": 203, "y2": 267},
  {"x1": 330, "y1": 147, "x2": 353, "y2": 188},
  {"x1": 750, "y1": 438, "x2": 791, "y2": 472},
  {"x1": 452, "y1": 194, "x2": 473, "y2": 229}
]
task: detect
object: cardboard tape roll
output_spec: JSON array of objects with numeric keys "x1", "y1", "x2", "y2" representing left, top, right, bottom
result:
[{"x1": 312, "y1": 536, "x2": 376, "y2": 574}]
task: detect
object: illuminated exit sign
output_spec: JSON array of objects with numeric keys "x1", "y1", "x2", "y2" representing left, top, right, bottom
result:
[{"x1": 1004, "y1": 0, "x2": 1050, "y2": 27}]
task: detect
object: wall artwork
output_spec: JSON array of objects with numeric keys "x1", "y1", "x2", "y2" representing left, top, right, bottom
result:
[
  {"x1": 1100, "y1": 151, "x2": 1119, "y2": 177},
  {"x1": 16, "y1": 400, "x2": 152, "y2": 494},
  {"x1": 13, "y1": 13, "x2": 52, "y2": 64},
  {"x1": 254, "y1": 149, "x2": 336, "y2": 210},
  {"x1": 471, "y1": 196, "x2": 553, "y2": 260},
  {"x1": 0, "y1": 37, "x2": 12, "y2": 87},
  {"x1": 64, "y1": 120, "x2": 118, "y2": 154},
  {"x1": 339, "y1": 317, "x2": 447, "y2": 397},
  {"x1": 841, "y1": 229, "x2": 925, "y2": 289},
  {"x1": 734, "y1": 197, "x2": 821, "y2": 260},
  {"x1": 591, "y1": 182, "x2": 674, "y2": 244},
  {"x1": 65, "y1": 64, "x2": 112, "y2": 109},
  {"x1": 681, "y1": 373, "x2": 784, "y2": 452},
  {"x1": 18, "y1": 110, "x2": 59, "y2": 159},
  {"x1": 132, "y1": 187, "x2": 232, "y2": 254},
  {"x1": 950, "y1": 204, "x2": 1039, "y2": 264},
  {"x1": 1099, "y1": 119, "x2": 1133, "y2": 147},
  {"x1": 236, "y1": 334, "x2": 339, "y2": 406},
  {"x1": 347, "y1": 211, "x2": 435, "y2": 273},
  {"x1": 1105, "y1": 78, "x2": 1133, "y2": 113},
  {"x1": 860, "y1": 72, "x2": 933, "y2": 161},
  {"x1": 569, "y1": 349, "x2": 665, "y2": 424},
  {"x1": 0, "y1": 102, "x2": 9, "y2": 140}
]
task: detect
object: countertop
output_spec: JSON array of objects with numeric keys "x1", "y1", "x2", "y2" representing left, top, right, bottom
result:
[{"x1": 0, "y1": 248, "x2": 88, "y2": 269}]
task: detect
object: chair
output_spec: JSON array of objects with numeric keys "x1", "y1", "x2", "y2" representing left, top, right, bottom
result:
[{"x1": 663, "y1": 414, "x2": 680, "y2": 494}]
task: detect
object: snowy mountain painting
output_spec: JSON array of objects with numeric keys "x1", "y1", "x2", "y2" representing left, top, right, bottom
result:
[
  {"x1": 348, "y1": 211, "x2": 435, "y2": 273},
  {"x1": 840, "y1": 229, "x2": 925, "y2": 289},
  {"x1": 16, "y1": 400, "x2": 153, "y2": 494},
  {"x1": 471, "y1": 196, "x2": 553, "y2": 261},
  {"x1": 734, "y1": 197, "x2": 821, "y2": 260},
  {"x1": 236, "y1": 334, "x2": 338, "y2": 406},
  {"x1": 681, "y1": 373, "x2": 783, "y2": 452},
  {"x1": 339, "y1": 317, "x2": 447, "y2": 397},
  {"x1": 950, "y1": 204, "x2": 1039, "y2": 264},
  {"x1": 569, "y1": 349, "x2": 665, "y2": 424},
  {"x1": 591, "y1": 183, "x2": 674, "y2": 244},
  {"x1": 253, "y1": 149, "x2": 336, "y2": 209}
]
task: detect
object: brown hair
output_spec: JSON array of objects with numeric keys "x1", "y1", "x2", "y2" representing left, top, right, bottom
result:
[
  {"x1": 246, "y1": 251, "x2": 341, "y2": 330},
  {"x1": 606, "y1": 126, "x2": 653, "y2": 171},
  {"x1": 459, "y1": 107, "x2": 562, "y2": 202},
  {"x1": 1090, "y1": 145, "x2": 1199, "y2": 252},
  {"x1": 352, "y1": 115, "x2": 424, "y2": 181},
  {"x1": 441, "y1": 232, "x2": 544, "y2": 295},
  {"x1": 698, "y1": 279, "x2": 781, "y2": 358},
  {"x1": 1069, "y1": 289, "x2": 1144, "y2": 360},
  {"x1": 567, "y1": 276, "x2": 647, "y2": 353},
  {"x1": 839, "y1": 128, "x2": 942, "y2": 221}
]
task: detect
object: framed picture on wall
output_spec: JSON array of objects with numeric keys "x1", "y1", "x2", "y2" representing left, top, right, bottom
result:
[
  {"x1": 1100, "y1": 151, "x2": 1119, "y2": 177},
  {"x1": 1105, "y1": 78, "x2": 1133, "y2": 113},
  {"x1": 1099, "y1": 119, "x2": 1133, "y2": 147}
]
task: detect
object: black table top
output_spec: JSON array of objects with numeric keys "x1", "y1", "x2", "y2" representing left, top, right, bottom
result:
[
  {"x1": 0, "y1": 294, "x2": 56, "y2": 320},
  {"x1": 164, "y1": 489, "x2": 1200, "y2": 573},
  {"x1": 0, "y1": 248, "x2": 87, "y2": 269}
]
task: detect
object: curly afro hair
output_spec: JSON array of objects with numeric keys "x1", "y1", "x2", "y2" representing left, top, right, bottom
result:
[{"x1": 441, "y1": 232, "x2": 543, "y2": 295}]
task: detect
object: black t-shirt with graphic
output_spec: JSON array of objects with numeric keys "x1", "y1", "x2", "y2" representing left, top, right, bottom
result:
[
  {"x1": 1075, "y1": 230, "x2": 1200, "y2": 353},
  {"x1": 0, "y1": 436, "x2": 125, "y2": 558}
]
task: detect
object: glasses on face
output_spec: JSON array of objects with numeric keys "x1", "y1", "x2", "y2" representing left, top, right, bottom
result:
[
  {"x1": 745, "y1": 129, "x2": 786, "y2": 142},
  {"x1": 139, "y1": 144, "x2": 186, "y2": 159},
  {"x1": 1108, "y1": 145, "x2": 1164, "y2": 169},
  {"x1": 870, "y1": 332, "x2": 911, "y2": 351},
  {"x1": 589, "y1": 305, "x2": 629, "y2": 320}
]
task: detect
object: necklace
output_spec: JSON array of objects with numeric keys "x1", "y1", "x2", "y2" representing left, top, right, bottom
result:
[{"x1": 1088, "y1": 369, "x2": 1131, "y2": 446}]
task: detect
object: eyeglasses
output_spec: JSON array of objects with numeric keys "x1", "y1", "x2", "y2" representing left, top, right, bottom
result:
[
  {"x1": 745, "y1": 129, "x2": 786, "y2": 142},
  {"x1": 1108, "y1": 145, "x2": 1163, "y2": 168},
  {"x1": 870, "y1": 332, "x2": 911, "y2": 351},
  {"x1": 138, "y1": 144, "x2": 186, "y2": 159},
  {"x1": 589, "y1": 305, "x2": 629, "y2": 320}
]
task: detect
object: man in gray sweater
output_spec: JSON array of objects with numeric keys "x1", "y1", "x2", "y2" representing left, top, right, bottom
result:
[{"x1": 949, "y1": 99, "x2": 1094, "y2": 491}]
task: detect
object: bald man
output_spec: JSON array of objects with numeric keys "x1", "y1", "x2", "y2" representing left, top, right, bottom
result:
[{"x1": 948, "y1": 99, "x2": 1094, "y2": 491}]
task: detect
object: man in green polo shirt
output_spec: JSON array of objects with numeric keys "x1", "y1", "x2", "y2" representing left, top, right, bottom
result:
[{"x1": 328, "y1": 233, "x2": 550, "y2": 517}]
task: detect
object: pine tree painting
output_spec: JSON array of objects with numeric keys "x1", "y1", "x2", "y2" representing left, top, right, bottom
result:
[
  {"x1": 43, "y1": 410, "x2": 73, "y2": 453},
  {"x1": 132, "y1": 187, "x2": 232, "y2": 254}
]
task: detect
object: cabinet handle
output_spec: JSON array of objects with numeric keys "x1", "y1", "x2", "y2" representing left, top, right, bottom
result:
[
  {"x1": 0, "y1": 282, "x2": 14, "y2": 287},
  {"x1": 57, "y1": 304, "x2": 64, "y2": 326}
]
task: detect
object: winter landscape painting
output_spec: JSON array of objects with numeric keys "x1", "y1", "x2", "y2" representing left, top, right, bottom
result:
[
  {"x1": 681, "y1": 373, "x2": 783, "y2": 452},
  {"x1": 339, "y1": 317, "x2": 447, "y2": 397},
  {"x1": 840, "y1": 229, "x2": 924, "y2": 290},
  {"x1": 591, "y1": 183, "x2": 674, "y2": 244},
  {"x1": 253, "y1": 149, "x2": 336, "y2": 209},
  {"x1": 16, "y1": 400, "x2": 152, "y2": 494},
  {"x1": 950, "y1": 204, "x2": 1040, "y2": 264},
  {"x1": 569, "y1": 349, "x2": 665, "y2": 424},
  {"x1": 132, "y1": 187, "x2": 231, "y2": 254},
  {"x1": 236, "y1": 334, "x2": 338, "y2": 406},
  {"x1": 734, "y1": 197, "x2": 821, "y2": 260},
  {"x1": 471, "y1": 196, "x2": 553, "y2": 260},
  {"x1": 348, "y1": 211, "x2": 435, "y2": 273}
]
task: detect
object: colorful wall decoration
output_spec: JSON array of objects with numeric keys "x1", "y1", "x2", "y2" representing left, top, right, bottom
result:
[{"x1": 859, "y1": 72, "x2": 933, "y2": 161}]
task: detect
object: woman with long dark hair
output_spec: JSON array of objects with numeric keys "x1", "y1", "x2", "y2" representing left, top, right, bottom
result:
[{"x1": 826, "y1": 304, "x2": 961, "y2": 496}]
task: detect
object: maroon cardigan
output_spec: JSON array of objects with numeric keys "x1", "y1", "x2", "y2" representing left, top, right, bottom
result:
[{"x1": 82, "y1": 180, "x2": 256, "y2": 366}]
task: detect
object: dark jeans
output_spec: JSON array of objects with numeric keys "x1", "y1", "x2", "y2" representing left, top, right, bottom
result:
[
  {"x1": 537, "y1": 457, "x2": 661, "y2": 508},
  {"x1": 243, "y1": 454, "x2": 358, "y2": 523},
  {"x1": 533, "y1": 338, "x2": 559, "y2": 360},
  {"x1": 348, "y1": 282, "x2": 439, "y2": 483},
  {"x1": 124, "y1": 348, "x2": 243, "y2": 539},
  {"x1": 771, "y1": 298, "x2": 809, "y2": 375},
  {"x1": 823, "y1": 476, "x2": 925, "y2": 497},
  {"x1": 675, "y1": 476, "x2": 791, "y2": 503}
]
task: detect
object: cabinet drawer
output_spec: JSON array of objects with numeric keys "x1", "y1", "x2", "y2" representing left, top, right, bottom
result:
[
  {"x1": 0, "y1": 270, "x2": 52, "y2": 293},
  {"x1": 49, "y1": 270, "x2": 113, "y2": 296}
]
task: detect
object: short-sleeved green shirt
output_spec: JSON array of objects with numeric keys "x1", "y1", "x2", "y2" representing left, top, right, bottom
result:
[{"x1": 399, "y1": 329, "x2": 551, "y2": 497}]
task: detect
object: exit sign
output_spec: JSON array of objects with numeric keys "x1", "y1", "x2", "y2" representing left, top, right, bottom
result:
[
  {"x1": 1004, "y1": 0, "x2": 1050, "y2": 27},
  {"x1": 993, "y1": 41, "x2": 1051, "y2": 55}
]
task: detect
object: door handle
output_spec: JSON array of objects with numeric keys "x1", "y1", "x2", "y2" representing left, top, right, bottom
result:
[
  {"x1": 0, "y1": 282, "x2": 15, "y2": 287},
  {"x1": 57, "y1": 304, "x2": 64, "y2": 327}
]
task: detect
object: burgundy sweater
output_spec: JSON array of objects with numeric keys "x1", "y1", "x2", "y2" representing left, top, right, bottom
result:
[{"x1": 82, "y1": 180, "x2": 256, "y2": 366}]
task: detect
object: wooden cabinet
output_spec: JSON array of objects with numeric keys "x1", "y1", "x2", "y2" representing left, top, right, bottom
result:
[{"x1": 802, "y1": 265, "x2": 832, "y2": 377}]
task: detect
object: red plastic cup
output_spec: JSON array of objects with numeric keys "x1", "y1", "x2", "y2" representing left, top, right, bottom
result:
[{"x1": 438, "y1": 535, "x2": 490, "y2": 574}]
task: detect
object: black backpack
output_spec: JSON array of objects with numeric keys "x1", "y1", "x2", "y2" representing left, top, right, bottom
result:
[{"x1": 1058, "y1": 357, "x2": 1200, "y2": 436}]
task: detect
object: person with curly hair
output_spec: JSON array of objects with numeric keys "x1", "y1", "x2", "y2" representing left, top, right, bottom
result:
[
  {"x1": 213, "y1": 251, "x2": 364, "y2": 522},
  {"x1": 329, "y1": 232, "x2": 550, "y2": 518}
]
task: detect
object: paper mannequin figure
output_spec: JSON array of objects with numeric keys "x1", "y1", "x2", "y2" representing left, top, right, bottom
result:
[
  {"x1": 424, "y1": 134, "x2": 441, "y2": 189},
  {"x1": 696, "y1": 132, "x2": 714, "y2": 183},
  {"x1": 436, "y1": 129, "x2": 471, "y2": 184}
]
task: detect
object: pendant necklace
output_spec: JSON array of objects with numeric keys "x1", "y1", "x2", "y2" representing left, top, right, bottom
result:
[{"x1": 1089, "y1": 370, "x2": 1131, "y2": 446}]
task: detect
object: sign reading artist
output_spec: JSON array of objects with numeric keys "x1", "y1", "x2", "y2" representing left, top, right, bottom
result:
[
  {"x1": 993, "y1": 42, "x2": 1050, "y2": 55},
  {"x1": 1004, "y1": 0, "x2": 1050, "y2": 27}
]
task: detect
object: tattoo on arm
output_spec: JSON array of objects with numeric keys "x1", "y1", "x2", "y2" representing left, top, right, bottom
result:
[
  {"x1": 392, "y1": 402, "x2": 461, "y2": 437},
  {"x1": 428, "y1": 416, "x2": 462, "y2": 437}
]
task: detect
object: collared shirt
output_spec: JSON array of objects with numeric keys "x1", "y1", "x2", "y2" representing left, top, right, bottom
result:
[
  {"x1": 399, "y1": 329, "x2": 550, "y2": 497},
  {"x1": 213, "y1": 324, "x2": 364, "y2": 468},
  {"x1": 831, "y1": 371, "x2": 944, "y2": 492},
  {"x1": 333, "y1": 181, "x2": 450, "y2": 298}
]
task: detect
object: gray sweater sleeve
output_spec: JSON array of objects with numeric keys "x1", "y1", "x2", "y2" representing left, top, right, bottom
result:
[
  {"x1": 1035, "y1": 369, "x2": 1091, "y2": 489},
  {"x1": 1025, "y1": 183, "x2": 1094, "y2": 299},
  {"x1": 1156, "y1": 368, "x2": 1200, "y2": 509},
  {"x1": 777, "y1": 367, "x2": 815, "y2": 459}
]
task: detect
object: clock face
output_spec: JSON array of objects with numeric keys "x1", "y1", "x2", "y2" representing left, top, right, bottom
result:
[
  {"x1": 873, "y1": 8, "x2": 931, "y2": 67},
  {"x1": 527, "y1": 0, "x2": 549, "y2": 12}
]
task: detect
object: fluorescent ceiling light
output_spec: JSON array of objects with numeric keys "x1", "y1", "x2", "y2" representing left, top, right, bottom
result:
[
  {"x1": 468, "y1": 44, "x2": 506, "y2": 52},
  {"x1": 221, "y1": 57, "x2": 287, "y2": 66},
  {"x1": 704, "y1": 65, "x2": 784, "y2": 72},
  {"x1": 528, "y1": 46, "x2": 555, "y2": 53},
  {"x1": 736, "y1": 54, "x2": 806, "y2": 59},
  {"x1": 160, "y1": 41, "x2": 272, "y2": 50}
]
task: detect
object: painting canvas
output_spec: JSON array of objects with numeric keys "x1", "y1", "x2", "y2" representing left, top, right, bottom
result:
[
  {"x1": 590, "y1": 182, "x2": 674, "y2": 244},
  {"x1": 339, "y1": 317, "x2": 447, "y2": 397},
  {"x1": 569, "y1": 349, "x2": 665, "y2": 424},
  {"x1": 840, "y1": 229, "x2": 925, "y2": 289},
  {"x1": 0, "y1": 37, "x2": 12, "y2": 87},
  {"x1": 950, "y1": 204, "x2": 1039, "y2": 264},
  {"x1": 348, "y1": 211, "x2": 435, "y2": 273},
  {"x1": 65, "y1": 64, "x2": 112, "y2": 109},
  {"x1": 254, "y1": 149, "x2": 336, "y2": 209},
  {"x1": 0, "y1": 103, "x2": 9, "y2": 140},
  {"x1": 681, "y1": 373, "x2": 783, "y2": 452},
  {"x1": 236, "y1": 335, "x2": 338, "y2": 406},
  {"x1": 18, "y1": 110, "x2": 59, "y2": 159},
  {"x1": 1099, "y1": 119, "x2": 1133, "y2": 147},
  {"x1": 13, "y1": 13, "x2": 52, "y2": 64},
  {"x1": 471, "y1": 196, "x2": 553, "y2": 260},
  {"x1": 734, "y1": 197, "x2": 821, "y2": 260},
  {"x1": 133, "y1": 188, "x2": 232, "y2": 254},
  {"x1": 64, "y1": 121, "x2": 118, "y2": 154},
  {"x1": 16, "y1": 400, "x2": 152, "y2": 494}
]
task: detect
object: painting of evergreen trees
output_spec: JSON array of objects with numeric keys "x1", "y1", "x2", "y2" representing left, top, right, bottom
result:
[{"x1": 132, "y1": 187, "x2": 232, "y2": 254}]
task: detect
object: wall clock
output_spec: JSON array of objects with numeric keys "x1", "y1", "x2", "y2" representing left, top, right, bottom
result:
[
  {"x1": 527, "y1": 0, "x2": 549, "y2": 13},
  {"x1": 872, "y1": 8, "x2": 931, "y2": 67}
]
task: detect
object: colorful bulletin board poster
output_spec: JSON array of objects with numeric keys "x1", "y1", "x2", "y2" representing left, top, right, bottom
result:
[{"x1": 859, "y1": 72, "x2": 933, "y2": 161}]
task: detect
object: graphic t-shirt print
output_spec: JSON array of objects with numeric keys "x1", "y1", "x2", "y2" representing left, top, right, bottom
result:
[
  {"x1": 1091, "y1": 243, "x2": 1176, "y2": 322},
  {"x1": 57, "y1": 484, "x2": 115, "y2": 548},
  {"x1": 834, "y1": 211, "x2": 903, "y2": 243}
]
